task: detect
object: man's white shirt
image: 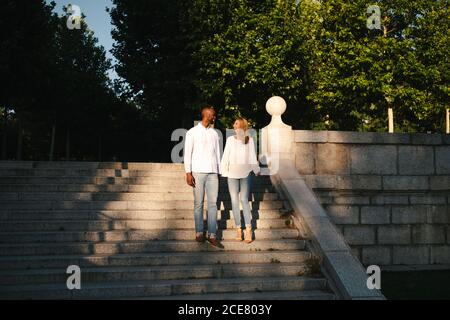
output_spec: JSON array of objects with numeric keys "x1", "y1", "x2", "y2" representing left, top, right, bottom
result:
[{"x1": 184, "y1": 122, "x2": 222, "y2": 174}]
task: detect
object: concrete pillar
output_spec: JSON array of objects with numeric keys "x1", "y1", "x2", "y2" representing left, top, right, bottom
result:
[{"x1": 260, "y1": 96, "x2": 294, "y2": 174}]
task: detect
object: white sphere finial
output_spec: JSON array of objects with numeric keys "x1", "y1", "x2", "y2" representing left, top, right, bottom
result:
[
  {"x1": 266, "y1": 96, "x2": 287, "y2": 116},
  {"x1": 266, "y1": 96, "x2": 289, "y2": 128}
]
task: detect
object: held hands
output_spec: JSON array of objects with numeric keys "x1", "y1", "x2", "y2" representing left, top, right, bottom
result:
[{"x1": 186, "y1": 173, "x2": 196, "y2": 187}]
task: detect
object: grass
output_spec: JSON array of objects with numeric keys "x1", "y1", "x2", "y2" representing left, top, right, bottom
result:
[
  {"x1": 270, "y1": 258, "x2": 281, "y2": 264},
  {"x1": 304, "y1": 256, "x2": 322, "y2": 277},
  {"x1": 381, "y1": 270, "x2": 450, "y2": 300}
]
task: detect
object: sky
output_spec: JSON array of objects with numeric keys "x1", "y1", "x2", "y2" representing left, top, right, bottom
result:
[{"x1": 47, "y1": 0, "x2": 118, "y2": 80}]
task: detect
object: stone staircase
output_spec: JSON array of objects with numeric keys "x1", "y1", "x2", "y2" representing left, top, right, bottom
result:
[{"x1": 0, "y1": 161, "x2": 335, "y2": 299}]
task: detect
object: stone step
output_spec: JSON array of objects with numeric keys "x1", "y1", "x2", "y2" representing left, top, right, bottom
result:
[
  {"x1": 0, "y1": 184, "x2": 277, "y2": 193},
  {"x1": 0, "y1": 228, "x2": 299, "y2": 243},
  {"x1": 0, "y1": 168, "x2": 272, "y2": 179},
  {"x1": 0, "y1": 263, "x2": 311, "y2": 285},
  {"x1": 0, "y1": 161, "x2": 184, "y2": 170},
  {"x1": 0, "y1": 176, "x2": 273, "y2": 186},
  {"x1": 0, "y1": 209, "x2": 288, "y2": 221},
  {"x1": 141, "y1": 290, "x2": 335, "y2": 300},
  {"x1": 0, "y1": 276, "x2": 327, "y2": 299},
  {"x1": 0, "y1": 239, "x2": 306, "y2": 256},
  {"x1": 0, "y1": 168, "x2": 189, "y2": 178},
  {"x1": 0, "y1": 218, "x2": 294, "y2": 232},
  {"x1": 0, "y1": 200, "x2": 284, "y2": 211},
  {"x1": 0, "y1": 192, "x2": 280, "y2": 201},
  {"x1": 0, "y1": 250, "x2": 311, "y2": 270}
]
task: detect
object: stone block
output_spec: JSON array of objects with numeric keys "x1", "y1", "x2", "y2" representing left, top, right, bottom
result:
[
  {"x1": 343, "y1": 226, "x2": 376, "y2": 245},
  {"x1": 409, "y1": 195, "x2": 446, "y2": 205},
  {"x1": 430, "y1": 176, "x2": 450, "y2": 190},
  {"x1": 334, "y1": 195, "x2": 370, "y2": 205},
  {"x1": 302, "y1": 175, "x2": 337, "y2": 189},
  {"x1": 430, "y1": 246, "x2": 450, "y2": 264},
  {"x1": 362, "y1": 246, "x2": 391, "y2": 266},
  {"x1": 378, "y1": 226, "x2": 411, "y2": 244},
  {"x1": 325, "y1": 205, "x2": 360, "y2": 224},
  {"x1": 393, "y1": 246, "x2": 429, "y2": 265},
  {"x1": 327, "y1": 131, "x2": 409, "y2": 144},
  {"x1": 412, "y1": 225, "x2": 446, "y2": 244},
  {"x1": 436, "y1": 146, "x2": 450, "y2": 174},
  {"x1": 294, "y1": 143, "x2": 315, "y2": 175},
  {"x1": 360, "y1": 206, "x2": 390, "y2": 224},
  {"x1": 316, "y1": 143, "x2": 350, "y2": 174},
  {"x1": 336, "y1": 175, "x2": 382, "y2": 190},
  {"x1": 370, "y1": 195, "x2": 409, "y2": 205},
  {"x1": 426, "y1": 206, "x2": 449, "y2": 224},
  {"x1": 383, "y1": 176, "x2": 429, "y2": 190},
  {"x1": 392, "y1": 206, "x2": 427, "y2": 224},
  {"x1": 448, "y1": 226, "x2": 450, "y2": 244},
  {"x1": 410, "y1": 133, "x2": 442, "y2": 145},
  {"x1": 350, "y1": 145, "x2": 397, "y2": 175},
  {"x1": 294, "y1": 130, "x2": 328, "y2": 143},
  {"x1": 399, "y1": 146, "x2": 434, "y2": 175}
]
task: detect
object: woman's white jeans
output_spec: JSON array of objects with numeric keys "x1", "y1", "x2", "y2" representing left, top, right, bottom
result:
[{"x1": 227, "y1": 174, "x2": 252, "y2": 228}]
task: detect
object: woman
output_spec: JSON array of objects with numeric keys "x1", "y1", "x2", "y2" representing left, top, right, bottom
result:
[{"x1": 221, "y1": 118, "x2": 260, "y2": 243}]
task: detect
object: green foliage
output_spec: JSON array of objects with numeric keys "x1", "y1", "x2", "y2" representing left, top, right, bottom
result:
[
  {"x1": 0, "y1": 0, "x2": 143, "y2": 161},
  {"x1": 1, "y1": 0, "x2": 448, "y2": 161},
  {"x1": 306, "y1": 0, "x2": 449, "y2": 132},
  {"x1": 111, "y1": 0, "x2": 449, "y2": 133}
]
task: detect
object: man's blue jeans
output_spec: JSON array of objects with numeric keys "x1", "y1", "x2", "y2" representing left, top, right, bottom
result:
[
  {"x1": 192, "y1": 172, "x2": 218, "y2": 238},
  {"x1": 227, "y1": 175, "x2": 252, "y2": 229}
]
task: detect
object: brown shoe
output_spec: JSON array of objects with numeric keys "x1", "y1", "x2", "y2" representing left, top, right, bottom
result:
[
  {"x1": 195, "y1": 233, "x2": 205, "y2": 243},
  {"x1": 207, "y1": 236, "x2": 223, "y2": 248},
  {"x1": 244, "y1": 227, "x2": 253, "y2": 244}
]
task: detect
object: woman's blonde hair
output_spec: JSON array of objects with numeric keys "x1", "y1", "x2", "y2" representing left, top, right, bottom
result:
[{"x1": 235, "y1": 117, "x2": 250, "y2": 144}]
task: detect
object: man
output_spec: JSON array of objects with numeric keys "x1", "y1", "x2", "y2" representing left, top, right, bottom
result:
[{"x1": 184, "y1": 106, "x2": 222, "y2": 247}]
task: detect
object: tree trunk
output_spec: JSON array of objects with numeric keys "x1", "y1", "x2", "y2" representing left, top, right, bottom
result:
[
  {"x1": 17, "y1": 118, "x2": 23, "y2": 160},
  {"x1": 1, "y1": 107, "x2": 7, "y2": 160},
  {"x1": 446, "y1": 108, "x2": 449, "y2": 134},
  {"x1": 65, "y1": 128, "x2": 70, "y2": 160},
  {"x1": 49, "y1": 124, "x2": 56, "y2": 161},
  {"x1": 388, "y1": 107, "x2": 394, "y2": 133}
]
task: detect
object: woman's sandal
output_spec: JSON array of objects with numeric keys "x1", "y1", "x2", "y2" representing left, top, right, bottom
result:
[
  {"x1": 235, "y1": 228, "x2": 243, "y2": 241},
  {"x1": 244, "y1": 227, "x2": 253, "y2": 243}
]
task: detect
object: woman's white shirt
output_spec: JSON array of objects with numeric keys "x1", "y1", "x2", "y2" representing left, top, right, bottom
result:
[{"x1": 220, "y1": 135, "x2": 260, "y2": 179}]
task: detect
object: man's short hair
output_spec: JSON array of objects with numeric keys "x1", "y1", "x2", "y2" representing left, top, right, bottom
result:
[{"x1": 200, "y1": 105, "x2": 215, "y2": 116}]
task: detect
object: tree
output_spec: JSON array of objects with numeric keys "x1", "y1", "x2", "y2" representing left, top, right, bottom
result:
[
  {"x1": 187, "y1": 0, "x2": 313, "y2": 128},
  {"x1": 110, "y1": 0, "x2": 199, "y2": 126},
  {"x1": 0, "y1": 0, "x2": 57, "y2": 159},
  {"x1": 306, "y1": 0, "x2": 449, "y2": 132},
  {"x1": 48, "y1": 6, "x2": 113, "y2": 160},
  {"x1": 0, "y1": 1, "x2": 133, "y2": 161}
]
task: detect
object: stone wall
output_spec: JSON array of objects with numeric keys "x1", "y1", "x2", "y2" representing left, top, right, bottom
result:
[{"x1": 293, "y1": 130, "x2": 450, "y2": 268}]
